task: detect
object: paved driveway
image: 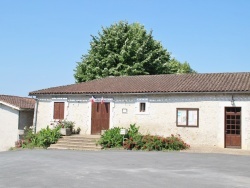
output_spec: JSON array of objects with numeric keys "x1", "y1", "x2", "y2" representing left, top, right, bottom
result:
[{"x1": 0, "y1": 150, "x2": 250, "y2": 188}]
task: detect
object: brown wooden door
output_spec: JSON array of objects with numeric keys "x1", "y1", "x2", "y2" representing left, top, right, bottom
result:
[
  {"x1": 225, "y1": 107, "x2": 241, "y2": 148},
  {"x1": 91, "y1": 102, "x2": 110, "y2": 135}
]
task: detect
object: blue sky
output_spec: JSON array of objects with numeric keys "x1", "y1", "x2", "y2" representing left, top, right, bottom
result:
[{"x1": 0, "y1": 0, "x2": 249, "y2": 97}]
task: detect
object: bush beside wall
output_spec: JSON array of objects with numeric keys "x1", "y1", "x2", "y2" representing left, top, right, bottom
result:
[{"x1": 98, "y1": 124, "x2": 190, "y2": 151}]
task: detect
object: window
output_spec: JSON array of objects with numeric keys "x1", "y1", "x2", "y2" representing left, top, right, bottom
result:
[
  {"x1": 135, "y1": 98, "x2": 149, "y2": 114},
  {"x1": 54, "y1": 102, "x2": 65, "y2": 120},
  {"x1": 177, "y1": 108, "x2": 199, "y2": 127},
  {"x1": 140, "y1": 103, "x2": 146, "y2": 112}
]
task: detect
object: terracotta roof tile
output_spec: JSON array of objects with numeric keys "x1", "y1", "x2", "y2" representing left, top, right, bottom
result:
[
  {"x1": 0, "y1": 95, "x2": 35, "y2": 109},
  {"x1": 29, "y1": 72, "x2": 250, "y2": 95}
]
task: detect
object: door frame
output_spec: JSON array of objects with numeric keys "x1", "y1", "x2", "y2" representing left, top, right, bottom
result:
[
  {"x1": 88, "y1": 97, "x2": 114, "y2": 135},
  {"x1": 224, "y1": 106, "x2": 242, "y2": 149}
]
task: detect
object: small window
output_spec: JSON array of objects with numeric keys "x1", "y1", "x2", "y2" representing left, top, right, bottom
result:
[
  {"x1": 140, "y1": 103, "x2": 146, "y2": 112},
  {"x1": 54, "y1": 102, "x2": 65, "y2": 120},
  {"x1": 135, "y1": 99, "x2": 149, "y2": 114},
  {"x1": 177, "y1": 108, "x2": 199, "y2": 127}
]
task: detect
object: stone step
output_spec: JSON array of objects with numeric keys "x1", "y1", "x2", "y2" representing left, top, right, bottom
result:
[
  {"x1": 48, "y1": 134, "x2": 102, "y2": 151},
  {"x1": 60, "y1": 136, "x2": 99, "y2": 141},
  {"x1": 60, "y1": 135, "x2": 100, "y2": 141},
  {"x1": 56, "y1": 141, "x2": 96, "y2": 147},
  {"x1": 57, "y1": 140, "x2": 98, "y2": 144},
  {"x1": 62, "y1": 135, "x2": 101, "y2": 139},
  {"x1": 49, "y1": 144, "x2": 101, "y2": 151},
  {"x1": 50, "y1": 144, "x2": 101, "y2": 148}
]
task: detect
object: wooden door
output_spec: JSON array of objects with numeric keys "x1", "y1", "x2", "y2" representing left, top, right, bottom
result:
[
  {"x1": 91, "y1": 102, "x2": 110, "y2": 135},
  {"x1": 225, "y1": 107, "x2": 241, "y2": 148}
]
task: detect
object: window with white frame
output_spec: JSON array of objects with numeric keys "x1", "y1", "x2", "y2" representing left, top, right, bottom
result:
[
  {"x1": 51, "y1": 98, "x2": 67, "y2": 120},
  {"x1": 135, "y1": 98, "x2": 149, "y2": 114},
  {"x1": 176, "y1": 108, "x2": 199, "y2": 127},
  {"x1": 139, "y1": 102, "x2": 146, "y2": 112}
]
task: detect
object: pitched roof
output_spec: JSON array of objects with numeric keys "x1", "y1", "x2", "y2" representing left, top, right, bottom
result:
[
  {"x1": 0, "y1": 95, "x2": 35, "y2": 110},
  {"x1": 29, "y1": 72, "x2": 250, "y2": 95}
]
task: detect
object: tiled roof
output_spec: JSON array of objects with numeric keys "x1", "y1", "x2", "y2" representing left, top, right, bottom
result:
[
  {"x1": 29, "y1": 72, "x2": 250, "y2": 95},
  {"x1": 0, "y1": 95, "x2": 35, "y2": 109}
]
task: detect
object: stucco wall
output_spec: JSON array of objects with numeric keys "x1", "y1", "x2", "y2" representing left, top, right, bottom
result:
[
  {"x1": 0, "y1": 104, "x2": 19, "y2": 151},
  {"x1": 36, "y1": 99, "x2": 52, "y2": 131},
  {"x1": 35, "y1": 93, "x2": 250, "y2": 149},
  {"x1": 111, "y1": 94, "x2": 250, "y2": 149}
]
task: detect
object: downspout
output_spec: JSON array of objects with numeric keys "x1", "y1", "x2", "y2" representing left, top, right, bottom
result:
[
  {"x1": 18, "y1": 111, "x2": 20, "y2": 140},
  {"x1": 33, "y1": 98, "x2": 38, "y2": 133}
]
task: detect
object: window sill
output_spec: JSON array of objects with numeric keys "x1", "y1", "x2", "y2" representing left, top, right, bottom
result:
[
  {"x1": 177, "y1": 125, "x2": 199, "y2": 128},
  {"x1": 135, "y1": 112, "x2": 150, "y2": 115}
]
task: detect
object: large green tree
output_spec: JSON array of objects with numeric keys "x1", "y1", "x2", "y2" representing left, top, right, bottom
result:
[
  {"x1": 74, "y1": 21, "x2": 195, "y2": 82},
  {"x1": 168, "y1": 58, "x2": 196, "y2": 74}
]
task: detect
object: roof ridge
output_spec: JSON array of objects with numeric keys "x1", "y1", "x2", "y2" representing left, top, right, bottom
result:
[{"x1": 0, "y1": 94, "x2": 33, "y2": 100}]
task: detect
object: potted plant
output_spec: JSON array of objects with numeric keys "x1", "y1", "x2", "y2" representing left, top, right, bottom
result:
[{"x1": 57, "y1": 120, "x2": 75, "y2": 136}]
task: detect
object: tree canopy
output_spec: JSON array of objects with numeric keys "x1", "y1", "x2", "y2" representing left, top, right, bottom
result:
[
  {"x1": 74, "y1": 21, "x2": 195, "y2": 82},
  {"x1": 168, "y1": 58, "x2": 196, "y2": 74}
]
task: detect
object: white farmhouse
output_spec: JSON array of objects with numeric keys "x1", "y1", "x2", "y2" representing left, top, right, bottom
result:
[
  {"x1": 0, "y1": 95, "x2": 35, "y2": 151},
  {"x1": 29, "y1": 73, "x2": 250, "y2": 150}
]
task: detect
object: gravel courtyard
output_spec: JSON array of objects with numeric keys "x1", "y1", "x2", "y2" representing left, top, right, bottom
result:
[{"x1": 0, "y1": 150, "x2": 250, "y2": 188}]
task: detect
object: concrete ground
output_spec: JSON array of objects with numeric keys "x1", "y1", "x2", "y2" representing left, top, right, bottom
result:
[
  {"x1": 0, "y1": 150, "x2": 250, "y2": 188},
  {"x1": 182, "y1": 146, "x2": 250, "y2": 155}
]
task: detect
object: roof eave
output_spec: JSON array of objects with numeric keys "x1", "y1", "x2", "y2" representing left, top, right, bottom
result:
[
  {"x1": 0, "y1": 101, "x2": 21, "y2": 111},
  {"x1": 28, "y1": 90, "x2": 250, "y2": 96}
]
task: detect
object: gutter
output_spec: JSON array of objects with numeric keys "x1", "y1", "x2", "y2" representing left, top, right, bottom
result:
[
  {"x1": 18, "y1": 111, "x2": 20, "y2": 140},
  {"x1": 30, "y1": 91, "x2": 250, "y2": 97}
]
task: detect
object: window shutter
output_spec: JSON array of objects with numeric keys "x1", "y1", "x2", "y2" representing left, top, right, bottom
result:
[
  {"x1": 59, "y1": 102, "x2": 64, "y2": 119},
  {"x1": 54, "y1": 103, "x2": 59, "y2": 119},
  {"x1": 54, "y1": 102, "x2": 65, "y2": 120}
]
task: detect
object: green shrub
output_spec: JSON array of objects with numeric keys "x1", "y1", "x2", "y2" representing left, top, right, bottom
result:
[
  {"x1": 124, "y1": 124, "x2": 189, "y2": 151},
  {"x1": 123, "y1": 124, "x2": 143, "y2": 150},
  {"x1": 36, "y1": 126, "x2": 61, "y2": 148},
  {"x1": 98, "y1": 127, "x2": 124, "y2": 148},
  {"x1": 124, "y1": 134, "x2": 190, "y2": 151},
  {"x1": 22, "y1": 126, "x2": 61, "y2": 149},
  {"x1": 98, "y1": 124, "x2": 190, "y2": 151}
]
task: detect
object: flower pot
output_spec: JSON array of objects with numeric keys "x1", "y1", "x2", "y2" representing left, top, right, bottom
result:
[{"x1": 60, "y1": 128, "x2": 71, "y2": 136}]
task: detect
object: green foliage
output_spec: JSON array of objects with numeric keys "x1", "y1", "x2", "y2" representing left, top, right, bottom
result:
[
  {"x1": 127, "y1": 123, "x2": 140, "y2": 137},
  {"x1": 57, "y1": 120, "x2": 75, "y2": 130},
  {"x1": 98, "y1": 127, "x2": 124, "y2": 148},
  {"x1": 168, "y1": 58, "x2": 196, "y2": 74},
  {"x1": 98, "y1": 123, "x2": 190, "y2": 151},
  {"x1": 22, "y1": 126, "x2": 61, "y2": 149},
  {"x1": 124, "y1": 124, "x2": 143, "y2": 150},
  {"x1": 36, "y1": 126, "x2": 61, "y2": 148},
  {"x1": 21, "y1": 126, "x2": 38, "y2": 148},
  {"x1": 74, "y1": 21, "x2": 195, "y2": 82},
  {"x1": 124, "y1": 134, "x2": 190, "y2": 151}
]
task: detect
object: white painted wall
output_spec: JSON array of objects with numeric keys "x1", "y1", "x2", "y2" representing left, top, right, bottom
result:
[
  {"x1": 35, "y1": 93, "x2": 250, "y2": 149},
  {"x1": 0, "y1": 104, "x2": 19, "y2": 151},
  {"x1": 36, "y1": 98, "x2": 52, "y2": 131}
]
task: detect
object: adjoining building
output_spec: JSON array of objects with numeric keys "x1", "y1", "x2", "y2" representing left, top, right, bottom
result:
[{"x1": 0, "y1": 95, "x2": 35, "y2": 151}]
